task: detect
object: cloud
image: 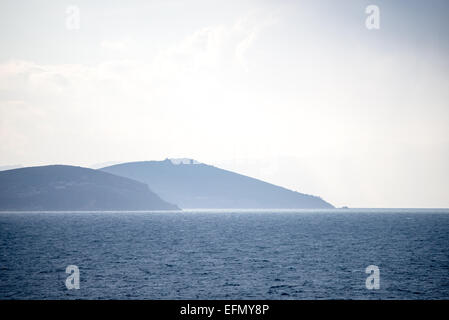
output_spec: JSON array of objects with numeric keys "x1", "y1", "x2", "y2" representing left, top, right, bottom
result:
[
  {"x1": 153, "y1": 11, "x2": 278, "y2": 73},
  {"x1": 0, "y1": 12, "x2": 278, "y2": 164},
  {"x1": 0, "y1": 11, "x2": 276, "y2": 101}
]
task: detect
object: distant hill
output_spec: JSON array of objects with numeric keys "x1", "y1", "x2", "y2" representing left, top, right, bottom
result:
[
  {"x1": 101, "y1": 159, "x2": 334, "y2": 209},
  {"x1": 0, "y1": 165, "x2": 179, "y2": 210}
]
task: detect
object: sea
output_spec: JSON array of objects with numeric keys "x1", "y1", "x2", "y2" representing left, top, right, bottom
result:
[{"x1": 0, "y1": 209, "x2": 448, "y2": 300}]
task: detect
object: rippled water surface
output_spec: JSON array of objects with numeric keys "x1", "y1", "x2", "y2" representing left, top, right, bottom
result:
[{"x1": 1, "y1": 209, "x2": 448, "y2": 299}]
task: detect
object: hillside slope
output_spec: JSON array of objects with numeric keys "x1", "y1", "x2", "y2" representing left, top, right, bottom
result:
[{"x1": 101, "y1": 159, "x2": 333, "y2": 209}]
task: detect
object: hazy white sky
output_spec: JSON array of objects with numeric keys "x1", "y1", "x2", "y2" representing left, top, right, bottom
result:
[{"x1": 1, "y1": 0, "x2": 448, "y2": 208}]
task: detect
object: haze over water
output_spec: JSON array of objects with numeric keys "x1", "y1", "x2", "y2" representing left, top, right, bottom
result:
[{"x1": 1, "y1": 209, "x2": 448, "y2": 299}]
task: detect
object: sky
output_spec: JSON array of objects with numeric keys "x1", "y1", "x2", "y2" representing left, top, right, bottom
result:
[{"x1": 0, "y1": 0, "x2": 448, "y2": 208}]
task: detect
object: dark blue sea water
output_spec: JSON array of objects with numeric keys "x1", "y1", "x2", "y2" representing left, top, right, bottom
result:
[{"x1": 0, "y1": 209, "x2": 448, "y2": 299}]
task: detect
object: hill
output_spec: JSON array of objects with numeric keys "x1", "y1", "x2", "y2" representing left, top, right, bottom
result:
[
  {"x1": 0, "y1": 165, "x2": 179, "y2": 210},
  {"x1": 101, "y1": 159, "x2": 333, "y2": 209}
]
